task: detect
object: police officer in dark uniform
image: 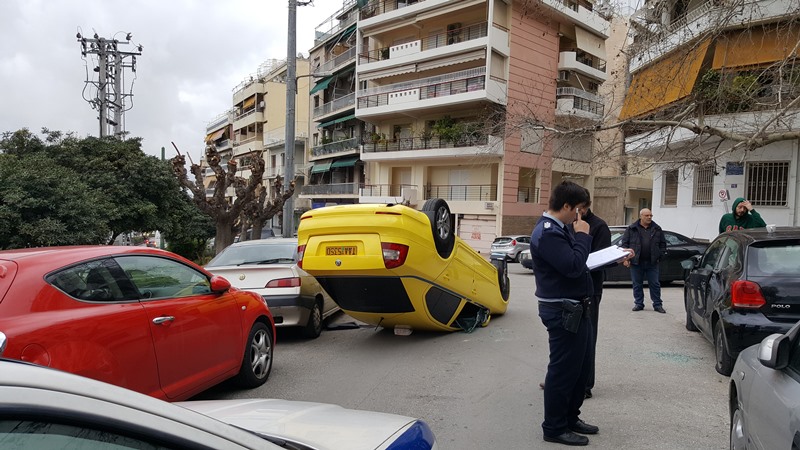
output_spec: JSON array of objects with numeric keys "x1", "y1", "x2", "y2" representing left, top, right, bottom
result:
[{"x1": 530, "y1": 181, "x2": 597, "y2": 446}]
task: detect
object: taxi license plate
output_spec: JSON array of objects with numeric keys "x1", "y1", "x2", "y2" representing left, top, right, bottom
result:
[{"x1": 326, "y1": 246, "x2": 357, "y2": 256}]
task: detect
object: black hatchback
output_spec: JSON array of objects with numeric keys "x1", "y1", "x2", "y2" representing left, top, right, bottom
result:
[{"x1": 682, "y1": 227, "x2": 800, "y2": 375}]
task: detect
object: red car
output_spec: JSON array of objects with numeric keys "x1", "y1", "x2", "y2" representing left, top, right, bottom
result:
[{"x1": 0, "y1": 246, "x2": 275, "y2": 401}]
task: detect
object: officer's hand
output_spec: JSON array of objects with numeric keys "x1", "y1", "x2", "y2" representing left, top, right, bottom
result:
[{"x1": 573, "y1": 209, "x2": 590, "y2": 234}]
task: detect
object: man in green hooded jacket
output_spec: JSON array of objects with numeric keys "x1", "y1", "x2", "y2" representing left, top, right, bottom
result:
[{"x1": 719, "y1": 198, "x2": 767, "y2": 234}]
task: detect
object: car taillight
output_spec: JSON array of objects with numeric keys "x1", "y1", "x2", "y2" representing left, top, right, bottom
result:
[
  {"x1": 731, "y1": 280, "x2": 766, "y2": 309},
  {"x1": 511, "y1": 239, "x2": 517, "y2": 246},
  {"x1": 266, "y1": 277, "x2": 301, "y2": 288},
  {"x1": 382, "y1": 243, "x2": 409, "y2": 269},
  {"x1": 297, "y1": 244, "x2": 305, "y2": 269}
]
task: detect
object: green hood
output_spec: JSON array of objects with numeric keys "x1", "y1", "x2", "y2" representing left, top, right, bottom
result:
[{"x1": 731, "y1": 197, "x2": 745, "y2": 213}]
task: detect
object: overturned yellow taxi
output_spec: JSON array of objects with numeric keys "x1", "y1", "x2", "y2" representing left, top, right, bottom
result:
[{"x1": 297, "y1": 199, "x2": 509, "y2": 332}]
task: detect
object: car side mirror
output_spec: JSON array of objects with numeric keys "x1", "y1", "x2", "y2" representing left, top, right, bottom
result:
[
  {"x1": 757, "y1": 333, "x2": 791, "y2": 370},
  {"x1": 681, "y1": 254, "x2": 701, "y2": 270},
  {"x1": 210, "y1": 275, "x2": 232, "y2": 293}
]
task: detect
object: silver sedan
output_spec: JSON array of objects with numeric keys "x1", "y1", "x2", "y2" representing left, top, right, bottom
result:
[
  {"x1": 0, "y1": 333, "x2": 437, "y2": 450},
  {"x1": 729, "y1": 320, "x2": 800, "y2": 450}
]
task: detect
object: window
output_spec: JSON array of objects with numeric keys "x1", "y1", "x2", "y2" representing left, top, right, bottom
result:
[
  {"x1": 48, "y1": 259, "x2": 136, "y2": 302},
  {"x1": 747, "y1": 161, "x2": 788, "y2": 207},
  {"x1": 693, "y1": 164, "x2": 714, "y2": 206},
  {"x1": 701, "y1": 239, "x2": 726, "y2": 270},
  {"x1": 0, "y1": 419, "x2": 172, "y2": 449},
  {"x1": 115, "y1": 256, "x2": 211, "y2": 300},
  {"x1": 662, "y1": 169, "x2": 678, "y2": 206}
]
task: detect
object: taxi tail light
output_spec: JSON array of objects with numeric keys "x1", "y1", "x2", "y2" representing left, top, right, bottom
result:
[
  {"x1": 266, "y1": 277, "x2": 301, "y2": 288},
  {"x1": 297, "y1": 244, "x2": 305, "y2": 269},
  {"x1": 731, "y1": 280, "x2": 766, "y2": 308},
  {"x1": 382, "y1": 243, "x2": 408, "y2": 269}
]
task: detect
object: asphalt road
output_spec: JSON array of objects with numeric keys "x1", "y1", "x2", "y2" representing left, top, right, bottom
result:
[{"x1": 196, "y1": 264, "x2": 729, "y2": 449}]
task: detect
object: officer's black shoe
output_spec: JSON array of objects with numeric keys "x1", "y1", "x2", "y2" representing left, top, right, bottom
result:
[
  {"x1": 543, "y1": 431, "x2": 589, "y2": 446},
  {"x1": 632, "y1": 304, "x2": 644, "y2": 311},
  {"x1": 654, "y1": 306, "x2": 666, "y2": 313},
  {"x1": 569, "y1": 419, "x2": 599, "y2": 435},
  {"x1": 584, "y1": 389, "x2": 592, "y2": 399}
]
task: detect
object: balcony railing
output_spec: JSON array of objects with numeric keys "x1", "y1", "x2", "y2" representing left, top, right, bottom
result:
[
  {"x1": 358, "y1": 68, "x2": 486, "y2": 109},
  {"x1": 360, "y1": 0, "x2": 427, "y2": 20},
  {"x1": 311, "y1": 137, "x2": 359, "y2": 157},
  {"x1": 517, "y1": 187, "x2": 541, "y2": 204},
  {"x1": 426, "y1": 184, "x2": 497, "y2": 201},
  {"x1": 301, "y1": 182, "x2": 361, "y2": 196},
  {"x1": 362, "y1": 135, "x2": 489, "y2": 153},
  {"x1": 361, "y1": 184, "x2": 416, "y2": 197},
  {"x1": 313, "y1": 92, "x2": 355, "y2": 118},
  {"x1": 561, "y1": 48, "x2": 606, "y2": 72},
  {"x1": 359, "y1": 22, "x2": 488, "y2": 63},
  {"x1": 556, "y1": 87, "x2": 605, "y2": 115},
  {"x1": 235, "y1": 135, "x2": 262, "y2": 146},
  {"x1": 314, "y1": 47, "x2": 357, "y2": 75},
  {"x1": 314, "y1": 0, "x2": 358, "y2": 44}
]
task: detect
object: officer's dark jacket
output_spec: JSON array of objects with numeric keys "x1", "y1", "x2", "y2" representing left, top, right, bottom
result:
[
  {"x1": 620, "y1": 220, "x2": 666, "y2": 265},
  {"x1": 530, "y1": 215, "x2": 593, "y2": 300}
]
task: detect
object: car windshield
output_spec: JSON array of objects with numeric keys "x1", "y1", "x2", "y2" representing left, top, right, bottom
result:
[
  {"x1": 747, "y1": 243, "x2": 800, "y2": 276},
  {"x1": 207, "y1": 243, "x2": 297, "y2": 267}
]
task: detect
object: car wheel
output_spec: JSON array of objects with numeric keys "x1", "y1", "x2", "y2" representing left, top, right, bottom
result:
[
  {"x1": 684, "y1": 286, "x2": 698, "y2": 332},
  {"x1": 302, "y1": 301, "x2": 323, "y2": 339},
  {"x1": 234, "y1": 322, "x2": 273, "y2": 388},
  {"x1": 730, "y1": 400, "x2": 747, "y2": 450},
  {"x1": 714, "y1": 321, "x2": 734, "y2": 376},
  {"x1": 492, "y1": 257, "x2": 510, "y2": 301},
  {"x1": 515, "y1": 252, "x2": 523, "y2": 263},
  {"x1": 422, "y1": 198, "x2": 455, "y2": 259}
]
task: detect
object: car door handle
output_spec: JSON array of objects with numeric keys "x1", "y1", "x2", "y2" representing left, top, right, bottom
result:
[{"x1": 152, "y1": 316, "x2": 175, "y2": 325}]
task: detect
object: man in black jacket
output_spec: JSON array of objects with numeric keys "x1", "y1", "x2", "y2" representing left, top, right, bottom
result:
[
  {"x1": 530, "y1": 181, "x2": 597, "y2": 446},
  {"x1": 620, "y1": 208, "x2": 667, "y2": 313},
  {"x1": 577, "y1": 193, "x2": 611, "y2": 399}
]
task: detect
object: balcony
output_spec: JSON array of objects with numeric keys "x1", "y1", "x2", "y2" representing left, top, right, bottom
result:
[
  {"x1": 313, "y1": 92, "x2": 355, "y2": 120},
  {"x1": 426, "y1": 184, "x2": 497, "y2": 202},
  {"x1": 359, "y1": 184, "x2": 419, "y2": 204},
  {"x1": 357, "y1": 68, "x2": 497, "y2": 119},
  {"x1": 556, "y1": 87, "x2": 604, "y2": 120},
  {"x1": 301, "y1": 182, "x2": 361, "y2": 196},
  {"x1": 558, "y1": 50, "x2": 607, "y2": 82},
  {"x1": 232, "y1": 135, "x2": 265, "y2": 156},
  {"x1": 517, "y1": 187, "x2": 541, "y2": 204},
  {"x1": 206, "y1": 110, "x2": 233, "y2": 132},
  {"x1": 539, "y1": 0, "x2": 610, "y2": 38},
  {"x1": 360, "y1": 0, "x2": 427, "y2": 20},
  {"x1": 359, "y1": 22, "x2": 488, "y2": 63},
  {"x1": 314, "y1": 0, "x2": 358, "y2": 45},
  {"x1": 233, "y1": 108, "x2": 264, "y2": 130},
  {"x1": 265, "y1": 163, "x2": 307, "y2": 178},
  {"x1": 314, "y1": 47, "x2": 357, "y2": 75},
  {"x1": 362, "y1": 135, "x2": 488, "y2": 153},
  {"x1": 310, "y1": 137, "x2": 359, "y2": 159}
]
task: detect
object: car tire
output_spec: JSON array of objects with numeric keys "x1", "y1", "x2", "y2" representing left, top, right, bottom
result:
[
  {"x1": 714, "y1": 320, "x2": 734, "y2": 376},
  {"x1": 514, "y1": 252, "x2": 523, "y2": 263},
  {"x1": 302, "y1": 301, "x2": 323, "y2": 339},
  {"x1": 492, "y1": 257, "x2": 510, "y2": 301},
  {"x1": 684, "y1": 286, "x2": 698, "y2": 332},
  {"x1": 422, "y1": 198, "x2": 455, "y2": 259},
  {"x1": 730, "y1": 396, "x2": 747, "y2": 450},
  {"x1": 233, "y1": 321, "x2": 273, "y2": 388}
]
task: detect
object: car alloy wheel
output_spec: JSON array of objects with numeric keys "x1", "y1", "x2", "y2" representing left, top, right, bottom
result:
[
  {"x1": 730, "y1": 403, "x2": 747, "y2": 450},
  {"x1": 422, "y1": 198, "x2": 454, "y2": 259},
  {"x1": 302, "y1": 302, "x2": 323, "y2": 339},
  {"x1": 234, "y1": 322, "x2": 273, "y2": 388},
  {"x1": 714, "y1": 321, "x2": 734, "y2": 376}
]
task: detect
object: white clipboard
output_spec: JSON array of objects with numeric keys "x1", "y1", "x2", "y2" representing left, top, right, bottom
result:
[{"x1": 586, "y1": 245, "x2": 629, "y2": 270}]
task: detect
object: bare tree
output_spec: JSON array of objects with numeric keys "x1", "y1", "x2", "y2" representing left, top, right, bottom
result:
[{"x1": 171, "y1": 143, "x2": 295, "y2": 254}]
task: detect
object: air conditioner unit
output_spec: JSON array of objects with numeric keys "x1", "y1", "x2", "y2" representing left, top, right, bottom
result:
[
  {"x1": 558, "y1": 71, "x2": 570, "y2": 81},
  {"x1": 257, "y1": 101, "x2": 265, "y2": 111}
]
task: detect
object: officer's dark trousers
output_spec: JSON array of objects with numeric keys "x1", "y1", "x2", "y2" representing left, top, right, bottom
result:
[
  {"x1": 538, "y1": 302, "x2": 592, "y2": 438},
  {"x1": 586, "y1": 293, "x2": 601, "y2": 391}
]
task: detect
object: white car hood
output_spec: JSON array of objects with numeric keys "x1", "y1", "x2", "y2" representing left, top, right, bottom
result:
[{"x1": 177, "y1": 398, "x2": 416, "y2": 450}]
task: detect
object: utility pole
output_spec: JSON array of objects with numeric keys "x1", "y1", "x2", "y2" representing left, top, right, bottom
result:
[
  {"x1": 282, "y1": 0, "x2": 312, "y2": 238},
  {"x1": 77, "y1": 31, "x2": 143, "y2": 137}
]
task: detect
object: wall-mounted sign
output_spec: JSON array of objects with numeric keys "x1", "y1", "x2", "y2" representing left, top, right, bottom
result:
[{"x1": 726, "y1": 162, "x2": 744, "y2": 175}]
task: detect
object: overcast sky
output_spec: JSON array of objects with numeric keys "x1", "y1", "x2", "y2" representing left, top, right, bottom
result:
[{"x1": 0, "y1": 0, "x2": 343, "y2": 160}]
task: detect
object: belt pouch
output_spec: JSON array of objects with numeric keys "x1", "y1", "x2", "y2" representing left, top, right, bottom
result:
[{"x1": 561, "y1": 300, "x2": 583, "y2": 333}]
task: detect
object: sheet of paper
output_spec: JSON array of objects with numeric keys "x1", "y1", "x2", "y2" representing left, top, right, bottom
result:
[{"x1": 586, "y1": 245, "x2": 629, "y2": 270}]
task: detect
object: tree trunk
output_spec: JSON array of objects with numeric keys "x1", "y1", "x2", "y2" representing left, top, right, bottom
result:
[
  {"x1": 250, "y1": 218, "x2": 265, "y2": 241},
  {"x1": 214, "y1": 220, "x2": 236, "y2": 255}
]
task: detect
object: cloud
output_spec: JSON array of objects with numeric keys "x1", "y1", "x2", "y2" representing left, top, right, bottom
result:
[{"x1": 0, "y1": 0, "x2": 339, "y2": 159}]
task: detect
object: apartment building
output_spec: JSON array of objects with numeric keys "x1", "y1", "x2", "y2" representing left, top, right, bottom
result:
[
  {"x1": 303, "y1": 0, "x2": 365, "y2": 208},
  {"x1": 203, "y1": 58, "x2": 312, "y2": 234},
  {"x1": 622, "y1": 0, "x2": 799, "y2": 241},
  {"x1": 352, "y1": 0, "x2": 612, "y2": 252}
]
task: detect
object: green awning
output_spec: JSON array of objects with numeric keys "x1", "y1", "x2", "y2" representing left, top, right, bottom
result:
[
  {"x1": 309, "y1": 75, "x2": 333, "y2": 95},
  {"x1": 310, "y1": 162, "x2": 333, "y2": 173},
  {"x1": 331, "y1": 156, "x2": 359, "y2": 168},
  {"x1": 340, "y1": 24, "x2": 357, "y2": 41},
  {"x1": 317, "y1": 113, "x2": 356, "y2": 129}
]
